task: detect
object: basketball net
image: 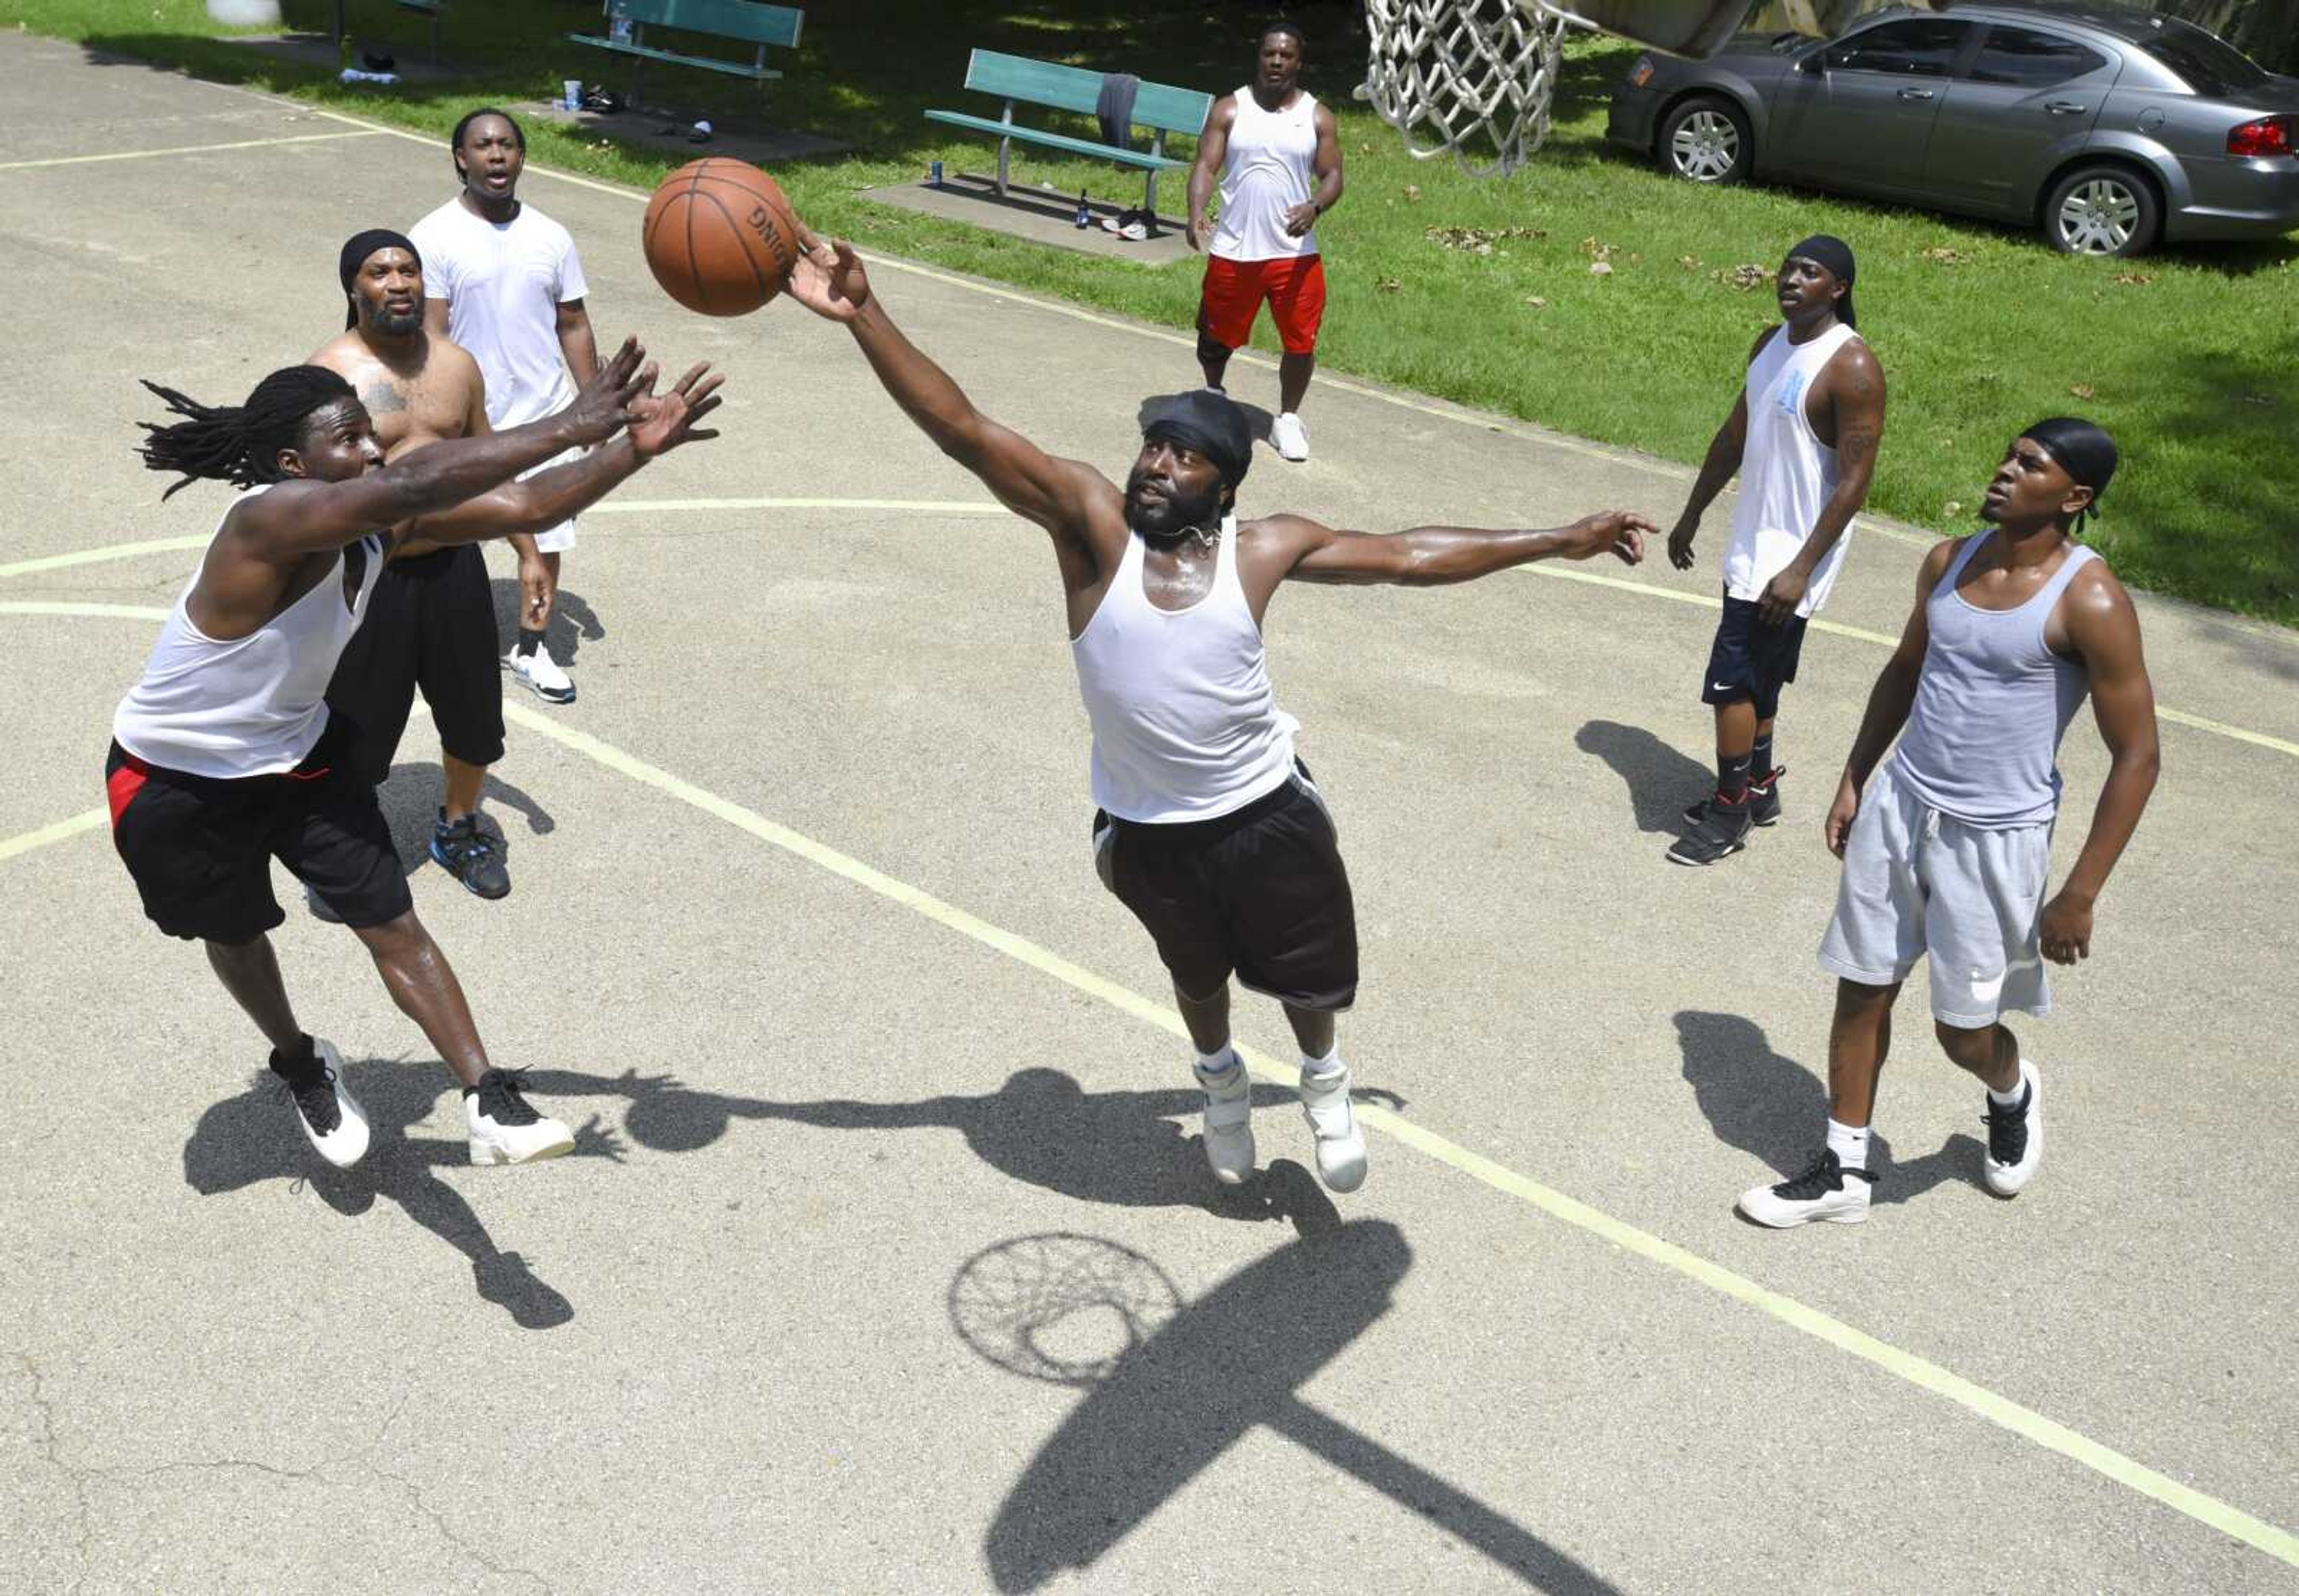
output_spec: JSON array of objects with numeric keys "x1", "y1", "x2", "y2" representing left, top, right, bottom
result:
[{"x1": 1355, "y1": 0, "x2": 1570, "y2": 178}]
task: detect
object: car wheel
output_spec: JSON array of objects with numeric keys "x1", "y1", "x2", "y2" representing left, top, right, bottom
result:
[
  {"x1": 2043, "y1": 165, "x2": 2161, "y2": 257},
  {"x1": 1657, "y1": 96, "x2": 1751, "y2": 185}
]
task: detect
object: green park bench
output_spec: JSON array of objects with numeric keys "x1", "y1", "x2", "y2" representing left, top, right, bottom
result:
[
  {"x1": 566, "y1": 0, "x2": 805, "y2": 111},
  {"x1": 924, "y1": 50, "x2": 1213, "y2": 219}
]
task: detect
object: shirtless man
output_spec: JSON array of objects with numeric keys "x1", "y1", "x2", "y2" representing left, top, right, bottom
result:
[{"x1": 309, "y1": 229, "x2": 523, "y2": 903}]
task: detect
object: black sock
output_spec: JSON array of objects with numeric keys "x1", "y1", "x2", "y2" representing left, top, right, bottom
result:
[
  {"x1": 517, "y1": 626, "x2": 545, "y2": 659},
  {"x1": 1751, "y1": 733, "x2": 1775, "y2": 782},
  {"x1": 1716, "y1": 751, "x2": 1753, "y2": 802},
  {"x1": 268, "y1": 1032, "x2": 317, "y2": 1076}
]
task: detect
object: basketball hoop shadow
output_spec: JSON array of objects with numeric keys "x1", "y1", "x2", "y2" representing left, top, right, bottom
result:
[{"x1": 953, "y1": 1227, "x2": 1619, "y2": 1593}]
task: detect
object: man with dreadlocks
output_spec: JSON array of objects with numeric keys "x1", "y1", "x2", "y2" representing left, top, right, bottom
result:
[
  {"x1": 785, "y1": 224, "x2": 1649, "y2": 1198},
  {"x1": 312, "y1": 228, "x2": 522, "y2": 904},
  {"x1": 1736, "y1": 420, "x2": 2160, "y2": 1229},
  {"x1": 110, "y1": 338, "x2": 723, "y2": 1169}
]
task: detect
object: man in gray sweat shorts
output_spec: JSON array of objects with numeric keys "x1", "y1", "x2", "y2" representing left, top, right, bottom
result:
[{"x1": 1737, "y1": 418, "x2": 2160, "y2": 1229}]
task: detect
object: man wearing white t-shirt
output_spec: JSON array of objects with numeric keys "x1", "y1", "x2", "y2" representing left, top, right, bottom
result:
[{"x1": 413, "y1": 108, "x2": 600, "y2": 705}]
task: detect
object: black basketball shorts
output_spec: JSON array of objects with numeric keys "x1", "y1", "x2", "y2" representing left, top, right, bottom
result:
[
  {"x1": 326, "y1": 544, "x2": 506, "y2": 786},
  {"x1": 1700, "y1": 595, "x2": 1810, "y2": 721},
  {"x1": 107, "y1": 714, "x2": 413, "y2": 943},
  {"x1": 1092, "y1": 763, "x2": 1359, "y2": 1012}
]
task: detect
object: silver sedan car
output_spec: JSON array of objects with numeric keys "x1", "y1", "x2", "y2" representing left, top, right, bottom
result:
[{"x1": 1605, "y1": 1, "x2": 2299, "y2": 254}]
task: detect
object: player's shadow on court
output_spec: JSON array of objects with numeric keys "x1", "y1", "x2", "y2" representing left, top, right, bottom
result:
[
  {"x1": 1673, "y1": 1010, "x2": 1985, "y2": 1206},
  {"x1": 1135, "y1": 393, "x2": 1275, "y2": 447},
  {"x1": 366, "y1": 761, "x2": 557, "y2": 876},
  {"x1": 963, "y1": 1224, "x2": 1619, "y2": 1594},
  {"x1": 182, "y1": 1061, "x2": 659, "y2": 1331},
  {"x1": 609, "y1": 1066, "x2": 1388, "y2": 1238},
  {"x1": 489, "y1": 579, "x2": 606, "y2": 669},
  {"x1": 1575, "y1": 720, "x2": 1712, "y2": 835}
]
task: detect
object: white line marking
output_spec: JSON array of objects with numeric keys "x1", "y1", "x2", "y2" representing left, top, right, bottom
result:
[
  {"x1": 4, "y1": 599, "x2": 2294, "y2": 1564},
  {"x1": 0, "y1": 129, "x2": 384, "y2": 171},
  {"x1": 586, "y1": 497, "x2": 1009, "y2": 515},
  {"x1": 0, "y1": 539, "x2": 208, "y2": 580}
]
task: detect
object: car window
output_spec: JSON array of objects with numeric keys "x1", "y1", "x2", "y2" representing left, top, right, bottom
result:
[
  {"x1": 2136, "y1": 19, "x2": 2269, "y2": 96},
  {"x1": 1828, "y1": 19, "x2": 1970, "y2": 78},
  {"x1": 1968, "y1": 26, "x2": 2108, "y2": 88}
]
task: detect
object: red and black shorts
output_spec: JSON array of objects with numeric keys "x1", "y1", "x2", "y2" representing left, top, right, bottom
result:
[
  {"x1": 1093, "y1": 763, "x2": 1358, "y2": 1012},
  {"x1": 325, "y1": 544, "x2": 505, "y2": 787},
  {"x1": 1198, "y1": 253, "x2": 1327, "y2": 356},
  {"x1": 107, "y1": 714, "x2": 413, "y2": 944}
]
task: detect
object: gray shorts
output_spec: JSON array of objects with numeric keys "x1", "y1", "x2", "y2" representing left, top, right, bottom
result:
[{"x1": 1819, "y1": 762, "x2": 2054, "y2": 1028}]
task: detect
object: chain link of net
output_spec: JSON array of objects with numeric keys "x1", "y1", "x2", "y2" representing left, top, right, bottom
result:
[{"x1": 1355, "y1": 0, "x2": 1570, "y2": 178}]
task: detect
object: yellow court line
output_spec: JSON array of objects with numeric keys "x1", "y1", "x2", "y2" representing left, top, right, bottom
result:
[
  {"x1": 3, "y1": 599, "x2": 2294, "y2": 1564},
  {"x1": 494, "y1": 697, "x2": 2297, "y2": 1571},
  {"x1": 0, "y1": 600, "x2": 174, "y2": 621},
  {"x1": 0, "y1": 129, "x2": 385, "y2": 171}
]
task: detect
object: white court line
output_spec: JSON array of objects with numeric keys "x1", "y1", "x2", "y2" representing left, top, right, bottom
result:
[
  {"x1": 0, "y1": 129, "x2": 384, "y2": 171},
  {"x1": 586, "y1": 497, "x2": 1011, "y2": 515},
  {"x1": 4, "y1": 599, "x2": 2295, "y2": 1566}
]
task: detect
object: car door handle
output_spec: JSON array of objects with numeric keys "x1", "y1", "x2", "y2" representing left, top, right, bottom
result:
[
  {"x1": 2045, "y1": 101, "x2": 2088, "y2": 115},
  {"x1": 1897, "y1": 87, "x2": 1936, "y2": 102}
]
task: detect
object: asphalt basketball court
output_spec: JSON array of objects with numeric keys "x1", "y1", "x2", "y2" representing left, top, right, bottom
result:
[{"x1": 4, "y1": 31, "x2": 2297, "y2": 1594}]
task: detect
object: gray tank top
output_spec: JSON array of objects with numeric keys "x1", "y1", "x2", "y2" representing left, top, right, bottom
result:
[{"x1": 1890, "y1": 532, "x2": 2100, "y2": 829}]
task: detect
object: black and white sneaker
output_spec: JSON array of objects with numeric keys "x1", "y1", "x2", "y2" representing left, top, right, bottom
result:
[
  {"x1": 466, "y1": 1068, "x2": 577, "y2": 1165},
  {"x1": 1982, "y1": 1058, "x2": 2043, "y2": 1197},
  {"x1": 1684, "y1": 767, "x2": 1783, "y2": 830},
  {"x1": 1667, "y1": 793, "x2": 1756, "y2": 866},
  {"x1": 1737, "y1": 1149, "x2": 1873, "y2": 1227},
  {"x1": 430, "y1": 814, "x2": 510, "y2": 900},
  {"x1": 270, "y1": 1036, "x2": 371, "y2": 1168}
]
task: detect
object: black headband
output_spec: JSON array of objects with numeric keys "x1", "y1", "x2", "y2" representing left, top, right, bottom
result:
[
  {"x1": 1141, "y1": 390, "x2": 1252, "y2": 490},
  {"x1": 2021, "y1": 416, "x2": 2118, "y2": 529},
  {"x1": 1785, "y1": 233, "x2": 1857, "y2": 329},
  {"x1": 338, "y1": 229, "x2": 422, "y2": 329}
]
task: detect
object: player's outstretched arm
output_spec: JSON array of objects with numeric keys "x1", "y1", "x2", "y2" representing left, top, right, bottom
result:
[
  {"x1": 1281, "y1": 509, "x2": 1649, "y2": 586},
  {"x1": 398, "y1": 362, "x2": 724, "y2": 553},
  {"x1": 782, "y1": 230, "x2": 1113, "y2": 541},
  {"x1": 2037, "y1": 570, "x2": 2160, "y2": 962},
  {"x1": 1825, "y1": 538, "x2": 1953, "y2": 856},
  {"x1": 233, "y1": 338, "x2": 651, "y2": 558}
]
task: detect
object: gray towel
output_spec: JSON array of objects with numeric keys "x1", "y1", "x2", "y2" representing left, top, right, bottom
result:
[{"x1": 1095, "y1": 72, "x2": 1141, "y2": 152}]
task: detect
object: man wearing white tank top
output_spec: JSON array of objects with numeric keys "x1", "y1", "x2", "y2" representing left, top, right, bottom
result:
[
  {"x1": 1665, "y1": 236, "x2": 1885, "y2": 867},
  {"x1": 108, "y1": 340, "x2": 720, "y2": 1175},
  {"x1": 1187, "y1": 22, "x2": 1342, "y2": 463},
  {"x1": 787, "y1": 223, "x2": 1651, "y2": 1197},
  {"x1": 1737, "y1": 420, "x2": 2159, "y2": 1228}
]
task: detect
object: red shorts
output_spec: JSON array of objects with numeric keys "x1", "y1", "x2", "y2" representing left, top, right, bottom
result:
[{"x1": 1198, "y1": 253, "x2": 1326, "y2": 356}]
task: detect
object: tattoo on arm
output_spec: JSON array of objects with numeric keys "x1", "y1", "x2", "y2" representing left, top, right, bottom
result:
[{"x1": 1839, "y1": 427, "x2": 1877, "y2": 470}]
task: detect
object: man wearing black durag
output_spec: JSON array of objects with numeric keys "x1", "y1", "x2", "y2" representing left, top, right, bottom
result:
[
  {"x1": 1737, "y1": 417, "x2": 2161, "y2": 1229},
  {"x1": 1666, "y1": 234, "x2": 1888, "y2": 867},
  {"x1": 782, "y1": 222, "x2": 1652, "y2": 1200}
]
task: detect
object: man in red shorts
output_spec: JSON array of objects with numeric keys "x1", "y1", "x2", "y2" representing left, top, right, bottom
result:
[{"x1": 1186, "y1": 22, "x2": 1342, "y2": 465}]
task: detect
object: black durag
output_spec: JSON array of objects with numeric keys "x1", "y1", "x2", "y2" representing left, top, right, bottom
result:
[
  {"x1": 1141, "y1": 389, "x2": 1253, "y2": 490},
  {"x1": 2021, "y1": 417, "x2": 2118, "y2": 531},
  {"x1": 1786, "y1": 233, "x2": 1857, "y2": 329},
  {"x1": 338, "y1": 228, "x2": 423, "y2": 329}
]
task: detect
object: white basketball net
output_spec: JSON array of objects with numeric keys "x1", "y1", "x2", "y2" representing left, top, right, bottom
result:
[{"x1": 1357, "y1": 0, "x2": 1569, "y2": 178}]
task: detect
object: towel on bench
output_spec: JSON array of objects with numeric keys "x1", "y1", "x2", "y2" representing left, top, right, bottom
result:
[{"x1": 1094, "y1": 71, "x2": 1140, "y2": 154}]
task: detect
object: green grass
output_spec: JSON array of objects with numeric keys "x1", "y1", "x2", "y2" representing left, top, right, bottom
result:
[{"x1": 20, "y1": 0, "x2": 2299, "y2": 623}]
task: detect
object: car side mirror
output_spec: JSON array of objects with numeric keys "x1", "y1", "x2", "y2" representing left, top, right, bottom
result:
[{"x1": 1798, "y1": 51, "x2": 1827, "y2": 75}]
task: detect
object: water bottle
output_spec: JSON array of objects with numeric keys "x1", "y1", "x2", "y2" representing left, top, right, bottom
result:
[
  {"x1": 929, "y1": 159, "x2": 943, "y2": 189},
  {"x1": 1073, "y1": 189, "x2": 1091, "y2": 229}
]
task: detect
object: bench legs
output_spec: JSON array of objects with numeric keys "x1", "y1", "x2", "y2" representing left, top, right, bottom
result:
[{"x1": 996, "y1": 135, "x2": 1011, "y2": 198}]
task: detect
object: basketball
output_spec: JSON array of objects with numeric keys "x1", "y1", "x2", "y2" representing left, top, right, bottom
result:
[{"x1": 642, "y1": 159, "x2": 804, "y2": 317}]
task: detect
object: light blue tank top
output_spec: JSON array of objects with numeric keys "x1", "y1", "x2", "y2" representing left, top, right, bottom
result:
[{"x1": 1891, "y1": 532, "x2": 2100, "y2": 829}]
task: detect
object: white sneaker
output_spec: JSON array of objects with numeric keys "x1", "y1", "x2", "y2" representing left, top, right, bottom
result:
[
  {"x1": 271, "y1": 1037, "x2": 370, "y2": 1169},
  {"x1": 1194, "y1": 1052, "x2": 1255, "y2": 1186},
  {"x1": 504, "y1": 647, "x2": 576, "y2": 705},
  {"x1": 466, "y1": 1069, "x2": 577, "y2": 1165},
  {"x1": 1982, "y1": 1058, "x2": 2043, "y2": 1197},
  {"x1": 1299, "y1": 1061, "x2": 1366, "y2": 1193},
  {"x1": 1270, "y1": 412, "x2": 1310, "y2": 462},
  {"x1": 1737, "y1": 1150, "x2": 1873, "y2": 1228}
]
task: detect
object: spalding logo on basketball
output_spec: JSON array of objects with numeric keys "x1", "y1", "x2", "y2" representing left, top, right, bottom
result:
[{"x1": 642, "y1": 158, "x2": 802, "y2": 317}]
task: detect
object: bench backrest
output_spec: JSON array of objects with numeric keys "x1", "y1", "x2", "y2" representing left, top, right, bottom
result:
[
  {"x1": 962, "y1": 48, "x2": 1211, "y2": 135},
  {"x1": 613, "y1": 0, "x2": 802, "y2": 49}
]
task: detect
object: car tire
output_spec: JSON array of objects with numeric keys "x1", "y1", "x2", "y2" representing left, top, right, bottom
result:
[
  {"x1": 2042, "y1": 164, "x2": 2161, "y2": 257},
  {"x1": 1657, "y1": 96, "x2": 1751, "y2": 186}
]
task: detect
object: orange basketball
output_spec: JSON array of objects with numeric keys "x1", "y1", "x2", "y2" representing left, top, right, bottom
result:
[{"x1": 642, "y1": 159, "x2": 803, "y2": 316}]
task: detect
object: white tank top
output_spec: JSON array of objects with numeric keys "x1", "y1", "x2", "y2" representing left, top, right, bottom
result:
[
  {"x1": 112, "y1": 487, "x2": 387, "y2": 778},
  {"x1": 1724, "y1": 321, "x2": 1863, "y2": 619},
  {"x1": 1070, "y1": 517, "x2": 1300, "y2": 823},
  {"x1": 1211, "y1": 87, "x2": 1320, "y2": 262}
]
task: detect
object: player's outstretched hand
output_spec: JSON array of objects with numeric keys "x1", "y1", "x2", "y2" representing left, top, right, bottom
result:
[
  {"x1": 628, "y1": 362, "x2": 726, "y2": 458},
  {"x1": 785, "y1": 219, "x2": 871, "y2": 323},
  {"x1": 563, "y1": 335, "x2": 652, "y2": 444},
  {"x1": 1560, "y1": 510, "x2": 1652, "y2": 565}
]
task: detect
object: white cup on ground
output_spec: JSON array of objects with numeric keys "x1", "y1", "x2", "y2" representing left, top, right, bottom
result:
[{"x1": 563, "y1": 80, "x2": 583, "y2": 110}]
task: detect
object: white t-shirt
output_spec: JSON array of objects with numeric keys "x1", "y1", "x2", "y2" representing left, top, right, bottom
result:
[
  {"x1": 1210, "y1": 88, "x2": 1320, "y2": 263},
  {"x1": 409, "y1": 196, "x2": 589, "y2": 427}
]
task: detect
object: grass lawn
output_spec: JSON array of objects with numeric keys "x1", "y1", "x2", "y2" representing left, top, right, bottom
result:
[{"x1": 18, "y1": 0, "x2": 2299, "y2": 624}]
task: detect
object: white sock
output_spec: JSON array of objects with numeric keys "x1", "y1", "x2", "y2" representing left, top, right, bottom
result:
[
  {"x1": 1194, "y1": 1043, "x2": 1239, "y2": 1078},
  {"x1": 1300, "y1": 1045, "x2": 1343, "y2": 1082},
  {"x1": 1987, "y1": 1067, "x2": 2029, "y2": 1109},
  {"x1": 1826, "y1": 1118, "x2": 1870, "y2": 1172}
]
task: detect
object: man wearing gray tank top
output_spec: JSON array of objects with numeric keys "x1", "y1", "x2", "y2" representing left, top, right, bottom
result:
[
  {"x1": 1738, "y1": 420, "x2": 2160, "y2": 1229},
  {"x1": 785, "y1": 222, "x2": 1651, "y2": 1198}
]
